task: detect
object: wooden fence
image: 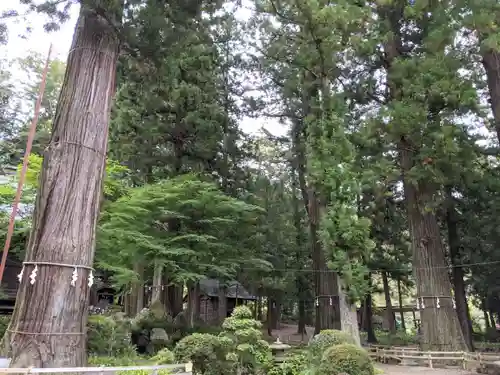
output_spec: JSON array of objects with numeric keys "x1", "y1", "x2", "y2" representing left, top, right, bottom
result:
[
  {"x1": 0, "y1": 363, "x2": 193, "y2": 374},
  {"x1": 366, "y1": 345, "x2": 500, "y2": 370}
]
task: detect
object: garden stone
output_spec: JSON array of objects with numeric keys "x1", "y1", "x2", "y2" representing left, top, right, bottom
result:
[{"x1": 151, "y1": 327, "x2": 169, "y2": 343}]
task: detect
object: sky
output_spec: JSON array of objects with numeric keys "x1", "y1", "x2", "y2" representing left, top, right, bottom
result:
[{"x1": 0, "y1": 0, "x2": 287, "y2": 137}]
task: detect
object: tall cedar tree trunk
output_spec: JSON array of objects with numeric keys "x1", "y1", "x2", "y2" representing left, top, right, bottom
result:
[
  {"x1": 4, "y1": 3, "x2": 121, "y2": 367},
  {"x1": 401, "y1": 147, "x2": 465, "y2": 350},
  {"x1": 481, "y1": 48, "x2": 500, "y2": 143},
  {"x1": 363, "y1": 274, "x2": 377, "y2": 343},
  {"x1": 382, "y1": 272, "x2": 396, "y2": 333},
  {"x1": 446, "y1": 191, "x2": 474, "y2": 351},
  {"x1": 380, "y1": 3, "x2": 466, "y2": 351},
  {"x1": 294, "y1": 92, "x2": 341, "y2": 334},
  {"x1": 397, "y1": 278, "x2": 406, "y2": 331},
  {"x1": 166, "y1": 283, "x2": 183, "y2": 318}
]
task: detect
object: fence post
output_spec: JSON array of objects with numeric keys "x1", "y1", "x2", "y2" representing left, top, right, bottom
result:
[
  {"x1": 427, "y1": 352, "x2": 432, "y2": 368},
  {"x1": 185, "y1": 362, "x2": 193, "y2": 374},
  {"x1": 462, "y1": 351, "x2": 466, "y2": 369}
]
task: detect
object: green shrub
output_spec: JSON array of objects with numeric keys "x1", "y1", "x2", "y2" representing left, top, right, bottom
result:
[
  {"x1": 174, "y1": 332, "x2": 232, "y2": 375},
  {"x1": 88, "y1": 355, "x2": 171, "y2": 375},
  {"x1": 0, "y1": 316, "x2": 10, "y2": 338},
  {"x1": 318, "y1": 344, "x2": 374, "y2": 375},
  {"x1": 268, "y1": 353, "x2": 308, "y2": 375},
  {"x1": 173, "y1": 307, "x2": 272, "y2": 375},
  {"x1": 222, "y1": 305, "x2": 272, "y2": 373},
  {"x1": 308, "y1": 329, "x2": 356, "y2": 360},
  {"x1": 87, "y1": 314, "x2": 135, "y2": 356},
  {"x1": 152, "y1": 348, "x2": 175, "y2": 364},
  {"x1": 88, "y1": 356, "x2": 141, "y2": 367},
  {"x1": 374, "y1": 330, "x2": 418, "y2": 346}
]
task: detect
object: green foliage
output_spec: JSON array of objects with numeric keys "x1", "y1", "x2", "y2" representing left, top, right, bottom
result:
[
  {"x1": 373, "y1": 330, "x2": 418, "y2": 346},
  {"x1": 97, "y1": 175, "x2": 265, "y2": 290},
  {"x1": 0, "y1": 316, "x2": 10, "y2": 339},
  {"x1": 88, "y1": 356, "x2": 171, "y2": 375},
  {"x1": 307, "y1": 329, "x2": 356, "y2": 361},
  {"x1": 318, "y1": 344, "x2": 374, "y2": 375},
  {"x1": 268, "y1": 353, "x2": 308, "y2": 375},
  {"x1": 87, "y1": 314, "x2": 135, "y2": 357},
  {"x1": 152, "y1": 348, "x2": 175, "y2": 364}
]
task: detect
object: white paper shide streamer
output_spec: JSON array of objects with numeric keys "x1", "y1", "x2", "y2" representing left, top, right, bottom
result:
[
  {"x1": 88, "y1": 270, "x2": 94, "y2": 287},
  {"x1": 71, "y1": 267, "x2": 78, "y2": 286},
  {"x1": 17, "y1": 266, "x2": 24, "y2": 283},
  {"x1": 29, "y1": 265, "x2": 38, "y2": 285}
]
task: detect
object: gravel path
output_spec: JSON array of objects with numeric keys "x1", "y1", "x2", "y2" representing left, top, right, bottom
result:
[{"x1": 377, "y1": 364, "x2": 476, "y2": 375}]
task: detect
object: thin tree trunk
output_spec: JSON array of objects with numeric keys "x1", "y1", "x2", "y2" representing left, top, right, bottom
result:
[
  {"x1": 489, "y1": 309, "x2": 497, "y2": 328},
  {"x1": 4, "y1": 3, "x2": 121, "y2": 367},
  {"x1": 134, "y1": 263, "x2": 145, "y2": 315},
  {"x1": 364, "y1": 274, "x2": 377, "y2": 343},
  {"x1": 218, "y1": 284, "x2": 227, "y2": 324},
  {"x1": 187, "y1": 282, "x2": 200, "y2": 328},
  {"x1": 446, "y1": 190, "x2": 474, "y2": 351},
  {"x1": 382, "y1": 272, "x2": 396, "y2": 334},
  {"x1": 267, "y1": 297, "x2": 273, "y2": 336},
  {"x1": 397, "y1": 278, "x2": 406, "y2": 331},
  {"x1": 482, "y1": 299, "x2": 491, "y2": 329},
  {"x1": 291, "y1": 159, "x2": 307, "y2": 335},
  {"x1": 151, "y1": 260, "x2": 163, "y2": 303}
]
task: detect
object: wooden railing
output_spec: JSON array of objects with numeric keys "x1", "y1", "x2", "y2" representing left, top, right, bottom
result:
[
  {"x1": 0, "y1": 363, "x2": 193, "y2": 374},
  {"x1": 365, "y1": 345, "x2": 500, "y2": 370}
]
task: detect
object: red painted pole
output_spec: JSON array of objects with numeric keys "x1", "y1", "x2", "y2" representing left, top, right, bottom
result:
[{"x1": 0, "y1": 44, "x2": 52, "y2": 285}]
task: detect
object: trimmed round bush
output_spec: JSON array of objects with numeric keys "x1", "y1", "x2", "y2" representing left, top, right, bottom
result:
[
  {"x1": 318, "y1": 344, "x2": 374, "y2": 375},
  {"x1": 308, "y1": 329, "x2": 356, "y2": 360},
  {"x1": 174, "y1": 333, "x2": 232, "y2": 375}
]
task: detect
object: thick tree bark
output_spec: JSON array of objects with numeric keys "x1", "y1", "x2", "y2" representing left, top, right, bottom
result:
[
  {"x1": 397, "y1": 278, "x2": 406, "y2": 331},
  {"x1": 309, "y1": 189, "x2": 342, "y2": 334},
  {"x1": 446, "y1": 192, "x2": 474, "y2": 351},
  {"x1": 166, "y1": 284, "x2": 183, "y2": 318},
  {"x1": 382, "y1": 272, "x2": 396, "y2": 334},
  {"x1": 4, "y1": 3, "x2": 121, "y2": 368},
  {"x1": 401, "y1": 150, "x2": 466, "y2": 350}
]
